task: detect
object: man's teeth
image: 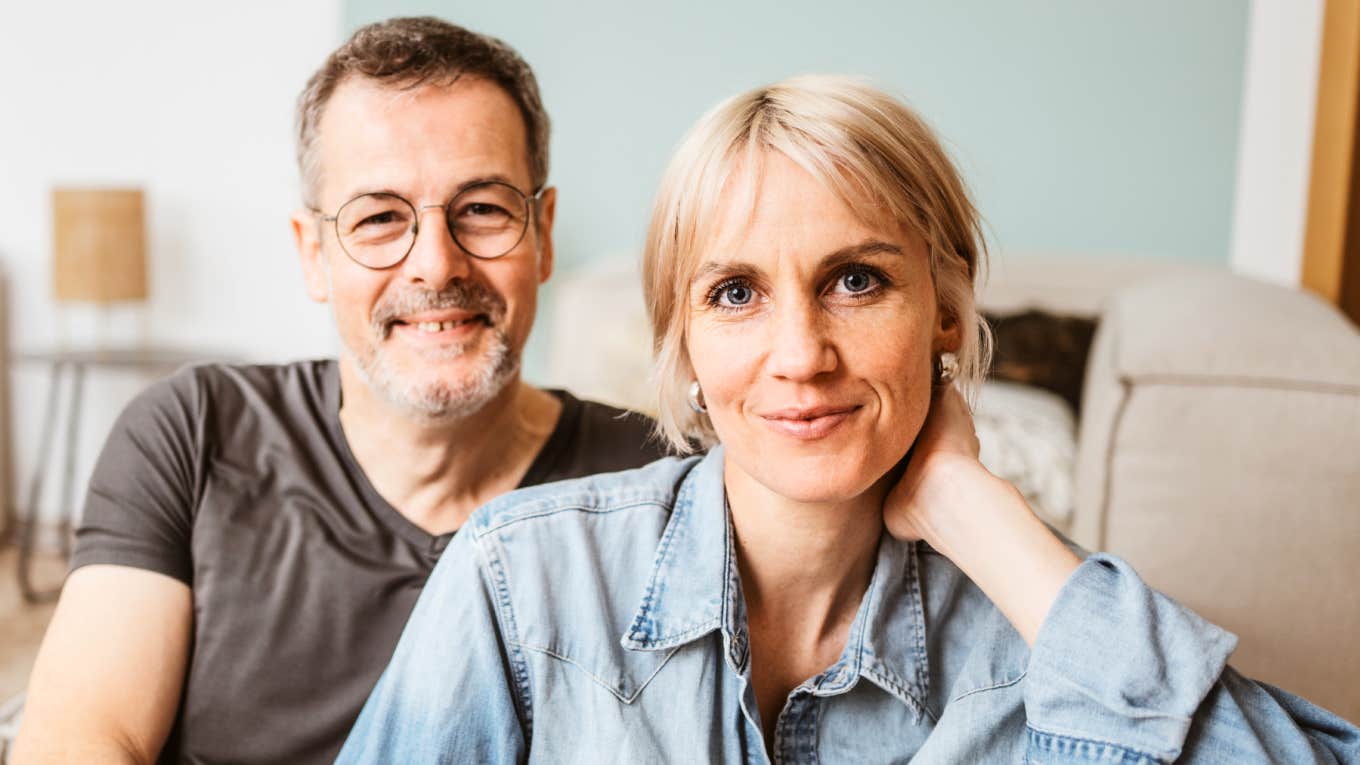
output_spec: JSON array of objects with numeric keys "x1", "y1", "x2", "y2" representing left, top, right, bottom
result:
[{"x1": 412, "y1": 319, "x2": 476, "y2": 333}]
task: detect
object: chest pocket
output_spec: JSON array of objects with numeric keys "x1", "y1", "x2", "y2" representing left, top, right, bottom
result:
[{"x1": 517, "y1": 639, "x2": 683, "y2": 703}]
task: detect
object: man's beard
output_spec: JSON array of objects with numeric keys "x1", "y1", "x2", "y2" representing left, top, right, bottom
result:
[{"x1": 342, "y1": 280, "x2": 520, "y2": 423}]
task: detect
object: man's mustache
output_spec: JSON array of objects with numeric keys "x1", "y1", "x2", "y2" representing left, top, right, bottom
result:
[{"x1": 370, "y1": 281, "x2": 508, "y2": 338}]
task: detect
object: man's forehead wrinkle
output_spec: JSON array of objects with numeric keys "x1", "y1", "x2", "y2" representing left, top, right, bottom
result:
[{"x1": 316, "y1": 79, "x2": 532, "y2": 208}]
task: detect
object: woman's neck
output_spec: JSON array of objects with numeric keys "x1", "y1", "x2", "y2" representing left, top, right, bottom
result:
[
  {"x1": 724, "y1": 453, "x2": 890, "y2": 748},
  {"x1": 724, "y1": 457, "x2": 887, "y2": 631}
]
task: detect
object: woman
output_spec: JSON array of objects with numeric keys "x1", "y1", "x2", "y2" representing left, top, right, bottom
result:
[{"x1": 338, "y1": 77, "x2": 1359, "y2": 763}]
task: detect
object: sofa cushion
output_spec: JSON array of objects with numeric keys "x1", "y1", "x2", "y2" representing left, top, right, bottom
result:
[
  {"x1": 1072, "y1": 271, "x2": 1360, "y2": 722},
  {"x1": 1106, "y1": 273, "x2": 1360, "y2": 389},
  {"x1": 985, "y1": 310, "x2": 1098, "y2": 415}
]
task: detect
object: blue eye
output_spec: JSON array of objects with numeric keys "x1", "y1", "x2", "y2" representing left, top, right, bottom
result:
[
  {"x1": 836, "y1": 268, "x2": 880, "y2": 295},
  {"x1": 721, "y1": 284, "x2": 753, "y2": 306},
  {"x1": 706, "y1": 278, "x2": 757, "y2": 310}
]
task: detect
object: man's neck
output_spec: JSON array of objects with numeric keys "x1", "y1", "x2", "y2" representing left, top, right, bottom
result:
[{"x1": 336, "y1": 358, "x2": 563, "y2": 535}]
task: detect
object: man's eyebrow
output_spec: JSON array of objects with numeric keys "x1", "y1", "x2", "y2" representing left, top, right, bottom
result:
[
  {"x1": 689, "y1": 240, "x2": 903, "y2": 287},
  {"x1": 339, "y1": 174, "x2": 523, "y2": 204}
]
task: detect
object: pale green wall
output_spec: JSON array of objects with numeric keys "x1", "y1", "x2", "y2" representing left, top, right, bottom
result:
[{"x1": 346, "y1": 1, "x2": 1248, "y2": 269}]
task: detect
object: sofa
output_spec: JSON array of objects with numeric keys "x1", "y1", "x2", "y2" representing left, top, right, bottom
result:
[{"x1": 546, "y1": 254, "x2": 1360, "y2": 722}]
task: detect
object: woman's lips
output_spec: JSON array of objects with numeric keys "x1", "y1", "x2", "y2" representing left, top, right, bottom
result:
[{"x1": 758, "y1": 405, "x2": 860, "y2": 441}]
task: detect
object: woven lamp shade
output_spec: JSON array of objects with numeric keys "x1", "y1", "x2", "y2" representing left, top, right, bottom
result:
[{"x1": 52, "y1": 188, "x2": 148, "y2": 302}]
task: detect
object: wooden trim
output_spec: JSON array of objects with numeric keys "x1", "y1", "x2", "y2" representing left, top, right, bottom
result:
[{"x1": 1302, "y1": 0, "x2": 1360, "y2": 324}]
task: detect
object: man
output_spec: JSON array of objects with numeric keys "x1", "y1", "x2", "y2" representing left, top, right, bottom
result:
[{"x1": 13, "y1": 17, "x2": 668, "y2": 765}]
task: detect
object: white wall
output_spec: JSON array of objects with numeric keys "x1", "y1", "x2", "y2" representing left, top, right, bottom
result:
[
  {"x1": 1230, "y1": 0, "x2": 1325, "y2": 285},
  {"x1": 0, "y1": 2, "x2": 342, "y2": 528}
]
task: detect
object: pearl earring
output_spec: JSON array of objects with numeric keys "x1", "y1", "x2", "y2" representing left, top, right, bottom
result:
[
  {"x1": 687, "y1": 380, "x2": 707, "y2": 413},
  {"x1": 933, "y1": 352, "x2": 959, "y2": 385}
]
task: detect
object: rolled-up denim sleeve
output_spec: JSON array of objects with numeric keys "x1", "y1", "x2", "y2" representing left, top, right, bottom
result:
[
  {"x1": 336, "y1": 529, "x2": 528, "y2": 764},
  {"x1": 1023, "y1": 553, "x2": 1360, "y2": 764}
]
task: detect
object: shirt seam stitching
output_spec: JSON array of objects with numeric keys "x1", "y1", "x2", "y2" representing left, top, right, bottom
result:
[
  {"x1": 516, "y1": 641, "x2": 681, "y2": 704},
  {"x1": 949, "y1": 670, "x2": 1027, "y2": 702},
  {"x1": 1025, "y1": 723, "x2": 1166, "y2": 764},
  {"x1": 476, "y1": 497, "x2": 672, "y2": 538},
  {"x1": 481, "y1": 533, "x2": 535, "y2": 740}
]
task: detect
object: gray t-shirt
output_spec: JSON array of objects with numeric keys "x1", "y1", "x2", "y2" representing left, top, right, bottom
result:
[{"x1": 69, "y1": 360, "x2": 668, "y2": 765}]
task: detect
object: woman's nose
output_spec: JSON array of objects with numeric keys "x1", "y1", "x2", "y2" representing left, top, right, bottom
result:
[
  {"x1": 764, "y1": 299, "x2": 837, "y2": 381},
  {"x1": 401, "y1": 206, "x2": 473, "y2": 287}
]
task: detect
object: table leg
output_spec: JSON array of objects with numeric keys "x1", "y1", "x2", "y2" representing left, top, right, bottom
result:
[
  {"x1": 17, "y1": 362, "x2": 67, "y2": 604},
  {"x1": 55, "y1": 363, "x2": 84, "y2": 560}
]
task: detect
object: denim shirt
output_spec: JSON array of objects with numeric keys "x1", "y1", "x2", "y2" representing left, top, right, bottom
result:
[{"x1": 338, "y1": 448, "x2": 1359, "y2": 763}]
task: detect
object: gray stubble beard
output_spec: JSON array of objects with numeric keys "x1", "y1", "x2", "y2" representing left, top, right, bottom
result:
[
  {"x1": 349, "y1": 326, "x2": 520, "y2": 423},
  {"x1": 333, "y1": 272, "x2": 522, "y2": 424}
]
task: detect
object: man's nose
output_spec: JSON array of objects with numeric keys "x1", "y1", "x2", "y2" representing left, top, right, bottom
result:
[
  {"x1": 401, "y1": 205, "x2": 473, "y2": 287},
  {"x1": 765, "y1": 298, "x2": 838, "y2": 382}
]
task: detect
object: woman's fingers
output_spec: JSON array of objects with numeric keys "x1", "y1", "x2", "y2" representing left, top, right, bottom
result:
[{"x1": 919, "y1": 383, "x2": 980, "y2": 460}]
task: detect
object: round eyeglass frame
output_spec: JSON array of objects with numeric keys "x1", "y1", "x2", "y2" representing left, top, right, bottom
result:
[{"x1": 311, "y1": 181, "x2": 546, "y2": 269}]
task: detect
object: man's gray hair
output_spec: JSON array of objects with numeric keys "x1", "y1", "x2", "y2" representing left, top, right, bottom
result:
[{"x1": 295, "y1": 16, "x2": 550, "y2": 207}]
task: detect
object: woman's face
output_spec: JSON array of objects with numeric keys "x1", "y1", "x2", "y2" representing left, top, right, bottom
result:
[{"x1": 686, "y1": 152, "x2": 953, "y2": 505}]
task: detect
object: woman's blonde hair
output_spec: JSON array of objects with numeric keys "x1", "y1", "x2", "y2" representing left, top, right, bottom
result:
[{"x1": 643, "y1": 75, "x2": 992, "y2": 453}]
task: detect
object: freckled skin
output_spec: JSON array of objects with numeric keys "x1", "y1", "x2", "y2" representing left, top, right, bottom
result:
[{"x1": 686, "y1": 152, "x2": 951, "y2": 506}]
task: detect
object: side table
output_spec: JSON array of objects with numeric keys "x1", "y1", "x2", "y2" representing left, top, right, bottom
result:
[{"x1": 12, "y1": 348, "x2": 235, "y2": 603}]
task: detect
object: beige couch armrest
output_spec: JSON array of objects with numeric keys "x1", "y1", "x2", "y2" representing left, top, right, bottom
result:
[{"x1": 1073, "y1": 272, "x2": 1360, "y2": 721}]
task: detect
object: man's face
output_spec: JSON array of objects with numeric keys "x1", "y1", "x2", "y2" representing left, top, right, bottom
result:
[{"x1": 293, "y1": 76, "x2": 555, "y2": 420}]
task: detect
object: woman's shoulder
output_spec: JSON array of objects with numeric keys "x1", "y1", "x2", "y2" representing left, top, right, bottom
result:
[
  {"x1": 457, "y1": 455, "x2": 706, "y2": 702},
  {"x1": 459, "y1": 454, "x2": 704, "y2": 627},
  {"x1": 465, "y1": 454, "x2": 703, "y2": 540}
]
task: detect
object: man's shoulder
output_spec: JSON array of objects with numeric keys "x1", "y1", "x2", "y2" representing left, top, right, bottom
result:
[
  {"x1": 468, "y1": 454, "x2": 701, "y2": 540},
  {"x1": 106, "y1": 360, "x2": 338, "y2": 466},
  {"x1": 569, "y1": 394, "x2": 656, "y2": 434},
  {"x1": 134, "y1": 359, "x2": 334, "y2": 419},
  {"x1": 160, "y1": 358, "x2": 334, "y2": 398},
  {"x1": 532, "y1": 390, "x2": 672, "y2": 482}
]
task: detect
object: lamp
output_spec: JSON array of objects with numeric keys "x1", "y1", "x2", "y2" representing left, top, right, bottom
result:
[{"x1": 51, "y1": 188, "x2": 147, "y2": 303}]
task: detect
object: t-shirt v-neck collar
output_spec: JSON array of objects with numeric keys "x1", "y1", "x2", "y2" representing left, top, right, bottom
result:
[{"x1": 320, "y1": 361, "x2": 579, "y2": 556}]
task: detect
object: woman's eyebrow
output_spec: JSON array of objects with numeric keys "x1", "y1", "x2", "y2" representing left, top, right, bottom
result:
[
  {"x1": 690, "y1": 261, "x2": 758, "y2": 286},
  {"x1": 819, "y1": 240, "x2": 903, "y2": 270},
  {"x1": 689, "y1": 240, "x2": 902, "y2": 287}
]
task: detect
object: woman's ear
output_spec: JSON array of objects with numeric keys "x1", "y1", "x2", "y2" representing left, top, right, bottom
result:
[{"x1": 933, "y1": 309, "x2": 963, "y2": 355}]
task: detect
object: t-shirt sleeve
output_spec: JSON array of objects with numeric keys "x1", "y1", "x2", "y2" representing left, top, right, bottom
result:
[{"x1": 69, "y1": 369, "x2": 205, "y2": 585}]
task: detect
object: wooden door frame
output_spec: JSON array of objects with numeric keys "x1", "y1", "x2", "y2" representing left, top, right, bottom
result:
[{"x1": 1303, "y1": 0, "x2": 1360, "y2": 324}]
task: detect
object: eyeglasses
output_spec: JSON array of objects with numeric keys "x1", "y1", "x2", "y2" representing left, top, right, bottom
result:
[{"x1": 311, "y1": 181, "x2": 545, "y2": 269}]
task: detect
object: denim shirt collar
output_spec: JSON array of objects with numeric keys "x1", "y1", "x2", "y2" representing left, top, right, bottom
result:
[{"x1": 619, "y1": 447, "x2": 932, "y2": 719}]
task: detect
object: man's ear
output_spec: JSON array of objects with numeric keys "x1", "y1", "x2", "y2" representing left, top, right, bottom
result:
[
  {"x1": 292, "y1": 209, "x2": 330, "y2": 303},
  {"x1": 534, "y1": 186, "x2": 557, "y2": 284}
]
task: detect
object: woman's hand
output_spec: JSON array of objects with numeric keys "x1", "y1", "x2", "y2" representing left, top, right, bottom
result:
[
  {"x1": 883, "y1": 383, "x2": 1081, "y2": 646},
  {"x1": 882, "y1": 384, "x2": 985, "y2": 544}
]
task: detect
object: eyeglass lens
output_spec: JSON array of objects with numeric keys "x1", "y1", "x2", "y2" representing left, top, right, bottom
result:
[{"x1": 334, "y1": 182, "x2": 532, "y2": 267}]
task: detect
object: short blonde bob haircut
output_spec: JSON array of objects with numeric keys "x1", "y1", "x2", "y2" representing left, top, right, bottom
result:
[{"x1": 643, "y1": 75, "x2": 992, "y2": 453}]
